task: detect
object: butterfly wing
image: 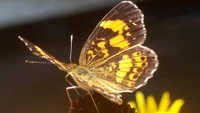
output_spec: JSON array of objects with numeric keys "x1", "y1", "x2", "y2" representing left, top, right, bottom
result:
[
  {"x1": 18, "y1": 36, "x2": 70, "y2": 72},
  {"x1": 91, "y1": 45, "x2": 158, "y2": 104},
  {"x1": 95, "y1": 45, "x2": 158, "y2": 92},
  {"x1": 79, "y1": 1, "x2": 147, "y2": 66},
  {"x1": 79, "y1": 1, "x2": 159, "y2": 92}
]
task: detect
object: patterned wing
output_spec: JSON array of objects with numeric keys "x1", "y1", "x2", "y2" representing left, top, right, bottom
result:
[
  {"x1": 18, "y1": 36, "x2": 70, "y2": 72},
  {"x1": 95, "y1": 45, "x2": 159, "y2": 92},
  {"x1": 79, "y1": 1, "x2": 146, "y2": 66}
]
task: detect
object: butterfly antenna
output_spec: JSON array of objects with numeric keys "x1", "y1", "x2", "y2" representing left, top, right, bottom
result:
[
  {"x1": 25, "y1": 60, "x2": 52, "y2": 64},
  {"x1": 69, "y1": 34, "x2": 73, "y2": 63}
]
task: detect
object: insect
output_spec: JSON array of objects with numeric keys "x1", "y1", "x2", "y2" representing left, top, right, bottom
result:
[{"x1": 19, "y1": 0, "x2": 159, "y2": 113}]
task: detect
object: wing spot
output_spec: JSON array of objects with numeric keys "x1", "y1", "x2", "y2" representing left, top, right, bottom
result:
[
  {"x1": 122, "y1": 55, "x2": 129, "y2": 59},
  {"x1": 124, "y1": 26, "x2": 129, "y2": 30},
  {"x1": 97, "y1": 41, "x2": 106, "y2": 48},
  {"x1": 99, "y1": 20, "x2": 128, "y2": 34},
  {"x1": 127, "y1": 81, "x2": 134, "y2": 87},
  {"x1": 133, "y1": 74, "x2": 138, "y2": 79},
  {"x1": 142, "y1": 62, "x2": 147, "y2": 67},
  {"x1": 135, "y1": 62, "x2": 143, "y2": 67},
  {"x1": 126, "y1": 32, "x2": 131, "y2": 36},
  {"x1": 92, "y1": 41, "x2": 95, "y2": 45},
  {"x1": 109, "y1": 35, "x2": 124, "y2": 45},
  {"x1": 133, "y1": 68, "x2": 140, "y2": 73},
  {"x1": 87, "y1": 50, "x2": 95, "y2": 58},
  {"x1": 137, "y1": 52, "x2": 141, "y2": 55},
  {"x1": 101, "y1": 49, "x2": 109, "y2": 58},
  {"x1": 119, "y1": 63, "x2": 133, "y2": 68},
  {"x1": 116, "y1": 77, "x2": 123, "y2": 83},
  {"x1": 132, "y1": 23, "x2": 137, "y2": 26},
  {"x1": 133, "y1": 52, "x2": 141, "y2": 56},
  {"x1": 141, "y1": 56, "x2": 146, "y2": 61},
  {"x1": 129, "y1": 74, "x2": 137, "y2": 80},
  {"x1": 134, "y1": 56, "x2": 143, "y2": 62},
  {"x1": 112, "y1": 40, "x2": 130, "y2": 49},
  {"x1": 116, "y1": 71, "x2": 127, "y2": 77},
  {"x1": 116, "y1": 71, "x2": 127, "y2": 83}
]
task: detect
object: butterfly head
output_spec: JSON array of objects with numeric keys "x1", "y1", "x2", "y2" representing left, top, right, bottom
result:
[{"x1": 65, "y1": 63, "x2": 78, "y2": 71}]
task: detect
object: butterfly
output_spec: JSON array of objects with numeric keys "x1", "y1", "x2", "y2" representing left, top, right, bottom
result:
[{"x1": 18, "y1": 0, "x2": 159, "y2": 113}]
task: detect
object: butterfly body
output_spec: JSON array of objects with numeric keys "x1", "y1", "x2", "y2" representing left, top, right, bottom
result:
[{"x1": 70, "y1": 65, "x2": 124, "y2": 104}]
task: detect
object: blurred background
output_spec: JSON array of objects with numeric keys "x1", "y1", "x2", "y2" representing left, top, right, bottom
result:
[{"x1": 0, "y1": 0, "x2": 199, "y2": 113}]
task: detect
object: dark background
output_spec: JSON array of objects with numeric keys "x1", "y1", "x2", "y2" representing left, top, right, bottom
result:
[{"x1": 0, "y1": 0, "x2": 199, "y2": 113}]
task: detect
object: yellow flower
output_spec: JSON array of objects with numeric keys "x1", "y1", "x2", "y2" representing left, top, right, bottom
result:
[{"x1": 128, "y1": 91, "x2": 184, "y2": 113}]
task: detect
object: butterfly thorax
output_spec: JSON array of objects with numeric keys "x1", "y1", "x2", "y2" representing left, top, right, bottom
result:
[{"x1": 69, "y1": 65, "x2": 96, "y2": 91}]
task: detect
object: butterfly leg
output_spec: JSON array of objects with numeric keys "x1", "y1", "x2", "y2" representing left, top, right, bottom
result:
[
  {"x1": 87, "y1": 91, "x2": 100, "y2": 113},
  {"x1": 66, "y1": 86, "x2": 80, "y2": 105},
  {"x1": 65, "y1": 73, "x2": 80, "y2": 96}
]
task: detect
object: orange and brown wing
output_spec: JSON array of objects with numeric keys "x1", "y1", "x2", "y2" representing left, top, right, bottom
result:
[{"x1": 79, "y1": 1, "x2": 146, "y2": 66}]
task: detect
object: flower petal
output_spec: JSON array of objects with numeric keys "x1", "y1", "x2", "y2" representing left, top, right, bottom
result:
[
  {"x1": 147, "y1": 95, "x2": 158, "y2": 113},
  {"x1": 128, "y1": 101, "x2": 136, "y2": 108},
  {"x1": 136, "y1": 91, "x2": 146, "y2": 113},
  {"x1": 168, "y1": 99, "x2": 184, "y2": 113},
  {"x1": 158, "y1": 91, "x2": 171, "y2": 111}
]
